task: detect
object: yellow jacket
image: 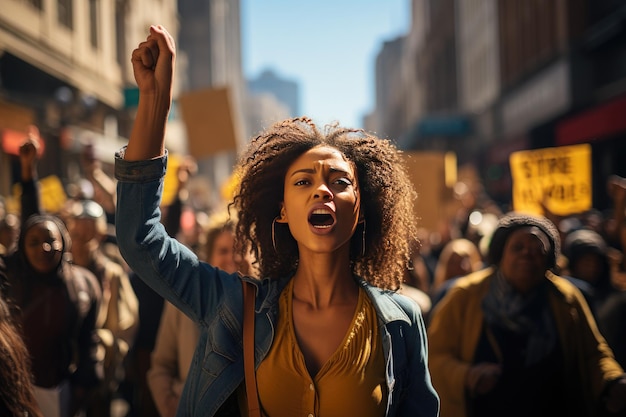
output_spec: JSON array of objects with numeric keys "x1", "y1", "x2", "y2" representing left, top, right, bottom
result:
[{"x1": 427, "y1": 267, "x2": 624, "y2": 417}]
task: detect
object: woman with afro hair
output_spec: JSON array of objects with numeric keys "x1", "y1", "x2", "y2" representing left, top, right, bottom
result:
[{"x1": 114, "y1": 25, "x2": 439, "y2": 417}]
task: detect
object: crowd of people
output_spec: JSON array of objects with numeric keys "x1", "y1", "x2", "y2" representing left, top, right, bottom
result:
[{"x1": 0, "y1": 24, "x2": 625, "y2": 417}]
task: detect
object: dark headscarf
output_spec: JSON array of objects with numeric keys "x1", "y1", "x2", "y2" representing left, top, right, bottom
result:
[
  {"x1": 17, "y1": 214, "x2": 73, "y2": 274},
  {"x1": 488, "y1": 213, "x2": 560, "y2": 269},
  {"x1": 563, "y1": 228, "x2": 611, "y2": 287},
  {"x1": 483, "y1": 213, "x2": 560, "y2": 366},
  {"x1": 8, "y1": 215, "x2": 74, "y2": 305}
]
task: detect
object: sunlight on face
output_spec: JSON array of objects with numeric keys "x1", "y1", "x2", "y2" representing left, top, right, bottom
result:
[
  {"x1": 209, "y1": 230, "x2": 238, "y2": 274},
  {"x1": 280, "y1": 145, "x2": 361, "y2": 255}
]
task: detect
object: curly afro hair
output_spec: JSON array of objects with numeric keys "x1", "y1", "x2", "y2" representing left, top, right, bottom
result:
[{"x1": 231, "y1": 117, "x2": 418, "y2": 290}]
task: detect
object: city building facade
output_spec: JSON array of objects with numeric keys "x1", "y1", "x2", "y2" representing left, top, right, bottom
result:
[
  {"x1": 370, "y1": 0, "x2": 626, "y2": 213},
  {"x1": 0, "y1": 0, "x2": 179, "y2": 201}
]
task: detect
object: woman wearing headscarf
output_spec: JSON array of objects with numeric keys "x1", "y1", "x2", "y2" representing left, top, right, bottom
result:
[
  {"x1": 1, "y1": 214, "x2": 102, "y2": 417},
  {"x1": 428, "y1": 212, "x2": 626, "y2": 417}
]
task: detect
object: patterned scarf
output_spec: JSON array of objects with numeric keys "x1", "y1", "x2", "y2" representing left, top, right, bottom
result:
[{"x1": 482, "y1": 269, "x2": 557, "y2": 366}]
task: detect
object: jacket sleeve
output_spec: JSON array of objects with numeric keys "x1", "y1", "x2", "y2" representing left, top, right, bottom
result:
[
  {"x1": 114, "y1": 151, "x2": 241, "y2": 326},
  {"x1": 20, "y1": 179, "x2": 41, "y2": 220},
  {"x1": 427, "y1": 285, "x2": 474, "y2": 413},
  {"x1": 553, "y1": 278, "x2": 626, "y2": 399},
  {"x1": 597, "y1": 292, "x2": 626, "y2": 368},
  {"x1": 391, "y1": 294, "x2": 440, "y2": 417}
]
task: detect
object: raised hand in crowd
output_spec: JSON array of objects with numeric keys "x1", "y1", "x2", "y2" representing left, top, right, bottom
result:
[{"x1": 18, "y1": 125, "x2": 41, "y2": 182}]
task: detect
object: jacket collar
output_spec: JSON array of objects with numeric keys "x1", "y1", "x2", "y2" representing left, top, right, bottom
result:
[
  {"x1": 250, "y1": 274, "x2": 413, "y2": 325},
  {"x1": 356, "y1": 277, "x2": 412, "y2": 325}
]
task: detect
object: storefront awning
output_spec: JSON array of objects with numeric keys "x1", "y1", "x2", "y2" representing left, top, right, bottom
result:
[{"x1": 556, "y1": 94, "x2": 626, "y2": 145}]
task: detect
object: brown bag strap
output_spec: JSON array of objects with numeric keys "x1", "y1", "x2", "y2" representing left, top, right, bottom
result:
[{"x1": 242, "y1": 279, "x2": 261, "y2": 417}]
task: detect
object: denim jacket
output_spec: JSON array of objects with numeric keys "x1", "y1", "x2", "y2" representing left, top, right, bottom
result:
[{"x1": 114, "y1": 150, "x2": 439, "y2": 417}]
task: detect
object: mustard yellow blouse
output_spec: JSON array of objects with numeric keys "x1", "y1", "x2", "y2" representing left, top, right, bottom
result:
[{"x1": 256, "y1": 279, "x2": 387, "y2": 417}]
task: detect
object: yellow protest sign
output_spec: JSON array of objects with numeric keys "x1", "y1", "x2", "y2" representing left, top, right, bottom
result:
[
  {"x1": 509, "y1": 144, "x2": 591, "y2": 216},
  {"x1": 162, "y1": 154, "x2": 181, "y2": 207},
  {"x1": 12, "y1": 175, "x2": 67, "y2": 214},
  {"x1": 39, "y1": 176, "x2": 67, "y2": 213}
]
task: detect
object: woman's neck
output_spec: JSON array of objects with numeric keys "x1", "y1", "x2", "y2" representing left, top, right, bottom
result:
[{"x1": 292, "y1": 252, "x2": 357, "y2": 309}]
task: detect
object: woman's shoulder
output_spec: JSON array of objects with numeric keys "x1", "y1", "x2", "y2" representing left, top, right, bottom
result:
[
  {"x1": 388, "y1": 291, "x2": 425, "y2": 321},
  {"x1": 241, "y1": 274, "x2": 291, "y2": 306},
  {"x1": 67, "y1": 264, "x2": 102, "y2": 304},
  {"x1": 359, "y1": 281, "x2": 423, "y2": 324},
  {"x1": 546, "y1": 271, "x2": 590, "y2": 305}
]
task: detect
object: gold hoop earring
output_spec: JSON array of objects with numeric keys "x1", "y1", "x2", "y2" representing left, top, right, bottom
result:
[
  {"x1": 272, "y1": 217, "x2": 279, "y2": 253},
  {"x1": 361, "y1": 220, "x2": 366, "y2": 257}
]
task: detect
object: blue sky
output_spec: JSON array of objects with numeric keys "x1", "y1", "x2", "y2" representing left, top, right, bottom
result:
[{"x1": 241, "y1": 0, "x2": 410, "y2": 129}]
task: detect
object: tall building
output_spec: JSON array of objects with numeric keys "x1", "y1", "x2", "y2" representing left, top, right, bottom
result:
[
  {"x1": 178, "y1": 0, "x2": 245, "y2": 100},
  {"x1": 245, "y1": 92, "x2": 291, "y2": 137},
  {"x1": 392, "y1": 0, "x2": 474, "y2": 156},
  {"x1": 177, "y1": 0, "x2": 248, "y2": 209},
  {"x1": 247, "y1": 69, "x2": 300, "y2": 118},
  {"x1": 373, "y1": 36, "x2": 406, "y2": 142},
  {"x1": 374, "y1": 0, "x2": 626, "y2": 213}
]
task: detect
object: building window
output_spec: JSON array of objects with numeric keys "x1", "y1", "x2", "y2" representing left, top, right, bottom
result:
[
  {"x1": 89, "y1": 0, "x2": 99, "y2": 48},
  {"x1": 58, "y1": 0, "x2": 73, "y2": 29}
]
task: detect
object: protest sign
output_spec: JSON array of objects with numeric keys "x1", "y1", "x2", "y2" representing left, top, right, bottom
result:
[{"x1": 510, "y1": 144, "x2": 591, "y2": 216}]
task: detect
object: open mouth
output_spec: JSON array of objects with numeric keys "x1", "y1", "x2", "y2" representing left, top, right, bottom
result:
[{"x1": 309, "y1": 209, "x2": 335, "y2": 229}]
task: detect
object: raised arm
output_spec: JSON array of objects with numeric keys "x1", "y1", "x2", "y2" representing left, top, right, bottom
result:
[
  {"x1": 115, "y1": 26, "x2": 241, "y2": 324},
  {"x1": 18, "y1": 129, "x2": 42, "y2": 220},
  {"x1": 125, "y1": 25, "x2": 176, "y2": 161}
]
